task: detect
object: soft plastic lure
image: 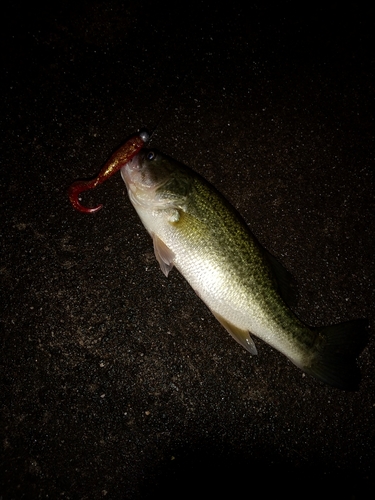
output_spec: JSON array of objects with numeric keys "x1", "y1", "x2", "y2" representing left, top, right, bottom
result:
[{"x1": 68, "y1": 131, "x2": 149, "y2": 213}]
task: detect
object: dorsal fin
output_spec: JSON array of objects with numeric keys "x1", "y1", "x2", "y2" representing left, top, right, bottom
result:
[{"x1": 264, "y1": 249, "x2": 297, "y2": 307}]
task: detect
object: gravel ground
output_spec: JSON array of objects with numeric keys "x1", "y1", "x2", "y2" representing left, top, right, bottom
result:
[{"x1": 2, "y1": 2, "x2": 374, "y2": 498}]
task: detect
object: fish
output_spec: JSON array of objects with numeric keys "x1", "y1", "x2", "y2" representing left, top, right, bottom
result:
[{"x1": 121, "y1": 149, "x2": 368, "y2": 390}]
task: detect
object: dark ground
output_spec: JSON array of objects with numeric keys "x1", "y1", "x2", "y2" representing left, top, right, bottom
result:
[{"x1": 1, "y1": 1, "x2": 375, "y2": 498}]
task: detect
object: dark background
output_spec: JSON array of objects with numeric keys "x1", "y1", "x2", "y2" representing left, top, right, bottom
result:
[{"x1": 1, "y1": 1, "x2": 374, "y2": 498}]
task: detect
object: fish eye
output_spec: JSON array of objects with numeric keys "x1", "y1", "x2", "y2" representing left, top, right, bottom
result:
[{"x1": 147, "y1": 151, "x2": 156, "y2": 161}]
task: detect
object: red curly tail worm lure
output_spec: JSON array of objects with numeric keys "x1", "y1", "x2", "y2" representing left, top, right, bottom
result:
[{"x1": 68, "y1": 131, "x2": 149, "y2": 213}]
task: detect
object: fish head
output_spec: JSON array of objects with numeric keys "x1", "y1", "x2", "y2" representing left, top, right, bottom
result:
[{"x1": 121, "y1": 149, "x2": 192, "y2": 210}]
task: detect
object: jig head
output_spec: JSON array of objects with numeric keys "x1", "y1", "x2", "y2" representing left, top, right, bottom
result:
[{"x1": 68, "y1": 131, "x2": 149, "y2": 213}]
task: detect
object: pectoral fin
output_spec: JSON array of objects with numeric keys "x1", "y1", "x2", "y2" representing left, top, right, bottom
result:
[
  {"x1": 212, "y1": 311, "x2": 258, "y2": 355},
  {"x1": 152, "y1": 234, "x2": 175, "y2": 277}
]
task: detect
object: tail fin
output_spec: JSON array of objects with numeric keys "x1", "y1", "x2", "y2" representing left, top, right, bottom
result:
[{"x1": 304, "y1": 319, "x2": 369, "y2": 390}]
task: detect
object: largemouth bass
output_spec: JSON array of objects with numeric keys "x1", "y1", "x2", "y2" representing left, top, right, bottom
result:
[{"x1": 121, "y1": 149, "x2": 368, "y2": 389}]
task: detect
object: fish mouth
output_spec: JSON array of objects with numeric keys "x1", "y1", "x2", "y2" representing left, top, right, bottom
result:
[
  {"x1": 121, "y1": 153, "x2": 164, "y2": 209},
  {"x1": 120, "y1": 153, "x2": 141, "y2": 189},
  {"x1": 121, "y1": 153, "x2": 139, "y2": 176}
]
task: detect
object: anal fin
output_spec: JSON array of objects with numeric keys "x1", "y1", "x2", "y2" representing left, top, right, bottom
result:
[{"x1": 212, "y1": 311, "x2": 258, "y2": 355}]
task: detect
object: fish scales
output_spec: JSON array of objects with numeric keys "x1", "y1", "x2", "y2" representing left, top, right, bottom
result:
[
  {"x1": 159, "y1": 175, "x2": 314, "y2": 358},
  {"x1": 121, "y1": 149, "x2": 368, "y2": 390}
]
